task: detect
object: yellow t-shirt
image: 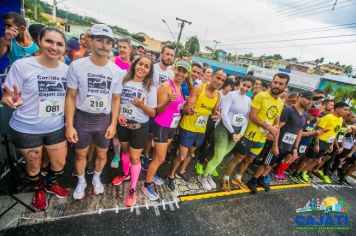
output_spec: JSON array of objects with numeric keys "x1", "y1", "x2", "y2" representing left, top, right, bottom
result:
[
  {"x1": 318, "y1": 113, "x2": 343, "y2": 143},
  {"x1": 243, "y1": 91, "x2": 284, "y2": 143},
  {"x1": 180, "y1": 84, "x2": 218, "y2": 133}
]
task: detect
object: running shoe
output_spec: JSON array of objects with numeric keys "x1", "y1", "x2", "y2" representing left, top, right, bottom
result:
[
  {"x1": 300, "y1": 172, "x2": 310, "y2": 183},
  {"x1": 257, "y1": 177, "x2": 270, "y2": 191},
  {"x1": 195, "y1": 163, "x2": 204, "y2": 175},
  {"x1": 211, "y1": 169, "x2": 219, "y2": 177},
  {"x1": 125, "y1": 188, "x2": 136, "y2": 207},
  {"x1": 315, "y1": 170, "x2": 324, "y2": 178},
  {"x1": 264, "y1": 174, "x2": 271, "y2": 185},
  {"x1": 207, "y1": 176, "x2": 217, "y2": 189},
  {"x1": 221, "y1": 178, "x2": 231, "y2": 191},
  {"x1": 289, "y1": 174, "x2": 301, "y2": 183},
  {"x1": 231, "y1": 178, "x2": 248, "y2": 190},
  {"x1": 152, "y1": 174, "x2": 164, "y2": 186},
  {"x1": 141, "y1": 158, "x2": 150, "y2": 171},
  {"x1": 322, "y1": 175, "x2": 331, "y2": 184},
  {"x1": 175, "y1": 172, "x2": 190, "y2": 182},
  {"x1": 167, "y1": 177, "x2": 175, "y2": 191},
  {"x1": 111, "y1": 154, "x2": 120, "y2": 168},
  {"x1": 198, "y1": 175, "x2": 212, "y2": 191},
  {"x1": 247, "y1": 178, "x2": 257, "y2": 194},
  {"x1": 86, "y1": 165, "x2": 95, "y2": 175},
  {"x1": 112, "y1": 175, "x2": 130, "y2": 186},
  {"x1": 141, "y1": 184, "x2": 159, "y2": 201},
  {"x1": 45, "y1": 184, "x2": 70, "y2": 198},
  {"x1": 73, "y1": 182, "x2": 87, "y2": 200},
  {"x1": 33, "y1": 189, "x2": 48, "y2": 211},
  {"x1": 342, "y1": 178, "x2": 352, "y2": 186},
  {"x1": 92, "y1": 178, "x2": 105, "y2": 195}
]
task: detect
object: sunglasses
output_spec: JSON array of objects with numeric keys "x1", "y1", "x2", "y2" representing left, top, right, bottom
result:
[{"x1": 312, "y1": 96, "x2": 325, "y2": 101}]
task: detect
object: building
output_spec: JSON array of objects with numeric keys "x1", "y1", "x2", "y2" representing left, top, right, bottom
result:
[
  {"x1": 237, "y1": 56, "x2": 263, "y2": 68},
  {"x1": 318, "y1": 63, "x2": 344, "y2": 75}
]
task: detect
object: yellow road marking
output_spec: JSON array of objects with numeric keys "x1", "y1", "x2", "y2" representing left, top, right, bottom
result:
[{"x1": 179, "y1": 183, "x2": 312, "y2": 202}]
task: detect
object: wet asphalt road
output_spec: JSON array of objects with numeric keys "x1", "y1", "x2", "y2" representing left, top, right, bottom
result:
[{"x1": 4, "y1": 186, "x2": 356, "y2": 236}]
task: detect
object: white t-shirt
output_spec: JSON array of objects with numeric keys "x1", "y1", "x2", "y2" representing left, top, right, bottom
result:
[
  {"x1": 152, "y1": 63, "x2": 174, "y2": 89},
  {"x1": 218, "y1": 90, "x2": 251, "y2": 134},
  {"x1": 118, "y1": 80, "x2": 157, "y2": 123},
  {"x1": 4, "y1": 57, "x2": 68, "y2": 134},
  {"x1": 67, "y1": 57, "x2": 124, "y2": 114}
]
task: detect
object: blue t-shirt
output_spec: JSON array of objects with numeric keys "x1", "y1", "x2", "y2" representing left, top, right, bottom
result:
[
  {"x1": 8, "y1": 38, "x2": 39, "y2": 64},
  {"x1": 299, "y1": 120, "x2": 317, "y2": 147}
]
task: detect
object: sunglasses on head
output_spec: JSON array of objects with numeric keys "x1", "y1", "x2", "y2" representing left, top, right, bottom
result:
[{"x1": 312, "y1": 96, "x2": 324, "y2": 101}]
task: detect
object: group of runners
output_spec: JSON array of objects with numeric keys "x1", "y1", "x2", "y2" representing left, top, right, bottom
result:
[{"x1": 1, "y1": 13, "x2": 356, "y2": 211}]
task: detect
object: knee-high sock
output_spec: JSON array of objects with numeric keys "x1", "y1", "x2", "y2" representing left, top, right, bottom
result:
[
  {"x1": 47, "y1": 168, "x2": 64, "y2": 187},
  {"x1": 130, "y1": 162, "x2": 141, "y2": 190},
  {"x1": 122, "y1": 152, "x2": 131, "y2": 176},
  {"x1": 27, "y1": 172, "x2": 43, "y2": 191},
  {"x1": 276, "y1": 162, "x2": 291, "y2": 175}
]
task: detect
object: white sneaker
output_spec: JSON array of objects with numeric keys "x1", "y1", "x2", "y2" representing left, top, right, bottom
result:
[
  {"x1": 207, "y1": 176, "x2": 217, "y2": 189},
  {"x1": 92, "y1": 178, "x2": 105, "y2": 195},
  {"x1": 73, "y1": 181, "x2": 87, "y2": 200},
  {"x1": 198, "y1": 175, "x2": 212, "y2": 191}
]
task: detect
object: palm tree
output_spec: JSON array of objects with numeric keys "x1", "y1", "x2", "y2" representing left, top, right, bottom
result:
[
  {"x1": 322, "y1": 81, "x2": 336, "y2": 97},
  {"x1": 334, "y1": 86, "x2": 353, "y2": 103}
]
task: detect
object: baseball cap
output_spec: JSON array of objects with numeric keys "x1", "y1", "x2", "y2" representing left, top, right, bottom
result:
[
  {"x1": 66, "y1": 38, "x2": 80, "y2": 52},
  {"x1": 309, "y1": 108, "x2": 321, "y2": 117},
  {"x1": 175, "y1": 60, "x2": 191, "y2": 72},
  {"x1": 90, "y1": 24, "x2": 113, "y2": 40},
  {"x1": 298, "y1": 90, "x2": 313, "y2": 99}
]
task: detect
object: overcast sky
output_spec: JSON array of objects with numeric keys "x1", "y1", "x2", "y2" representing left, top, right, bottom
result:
[{"x1": 46, "y1": 0, "x2": 356, "y2": 67}]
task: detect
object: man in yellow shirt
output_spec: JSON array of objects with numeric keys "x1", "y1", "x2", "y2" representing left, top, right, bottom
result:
[
  {"x1": 166, "y1": 69, "x2": 226, "y2": 191},
  {"x1": 222, "y1": 73, "x2": 290, "y2": 190},
  {"x1": 304, "y1": 102, "x2": 350, "y2": 179}
]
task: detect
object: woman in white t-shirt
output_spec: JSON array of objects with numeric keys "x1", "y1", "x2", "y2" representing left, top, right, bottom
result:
[
  {"x1": 111, "y1": 56, "x2": 157, "y2": 207},
  {"x1": 2, "y1": 27, "x2": 69, "y2": 211}
]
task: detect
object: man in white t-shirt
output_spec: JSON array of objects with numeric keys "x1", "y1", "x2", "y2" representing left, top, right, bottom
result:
[
  {"x1": 65, "y1": 24, "x2": 123, "y2": 200},
  {"x1": 152, "y1": 45, "x2": 175, "y2": 88},
  {"x1": 142, "y1": 45, "x2": 175, "y2": 169}
]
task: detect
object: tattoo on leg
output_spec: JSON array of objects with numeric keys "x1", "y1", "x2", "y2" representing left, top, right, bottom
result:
[{"x1": 28, "y1": 149, "x2": 40, "y2": 159}]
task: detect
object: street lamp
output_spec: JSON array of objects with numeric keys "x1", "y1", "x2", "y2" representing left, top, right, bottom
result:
[{"x1": 161, "y1": 19, "x2": 175, "y2": 41}]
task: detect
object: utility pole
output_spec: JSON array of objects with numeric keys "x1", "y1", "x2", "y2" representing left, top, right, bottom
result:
[
  {"x1": 176, "y1": 17, "x2": 192, "y2": 46},
  {"x1": 213, "y1": 40, "x2": 221, "y2": 50},
  {"x1": 53, "y1": 0, "x2": 57, "y2": 23},
  {"x1": 34, "y1": 0, "x2": 38, "y2": 20},
  {"x1": 332, "y1": 0, "x2": 338, "y2": 10}
]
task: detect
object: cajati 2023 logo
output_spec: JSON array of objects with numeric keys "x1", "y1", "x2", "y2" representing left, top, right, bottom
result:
[{"x1": 294, "y1": 197, "x2": 350, "y2": 231}]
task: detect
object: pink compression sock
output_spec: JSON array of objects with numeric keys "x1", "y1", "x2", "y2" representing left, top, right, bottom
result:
[
  {"x1": 129, "y1": 162, "x2": 141, "y2": 190},
  {"x1": 122, "y1": 152, "x2": 131, "y2": 176}
]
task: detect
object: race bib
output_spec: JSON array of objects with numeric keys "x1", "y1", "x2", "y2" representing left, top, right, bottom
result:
[
  {"x1": 195, "y1": 116, "x2": 209, "y2": 127},
  {"x1": 120, "y1": 103, "x2": 138, "y2": 120},
  {"x1": 282, "y1": 132, "x2": 297, "y2": 145},
  {"x1": 170, "y1": 113, "x2": 181, "y2": 128},
  {"x1": 85, "y1": 95, "x2": 109, "y2": 113},
  {"x1": 39, "y1": 99, "x2": 64, "y2": 117},
  {"x1": 231, "y1": 113, "x2": 244, "y2": 127},
  {"x1": 299, "y1": 145, "x2": 307, "y2": 154},
  {"x1": 337, "y1": 135, "x2": 344, "y2": 143},
  {"x1": 327, "y1": 136, "x2": 336, "y2": 144}
]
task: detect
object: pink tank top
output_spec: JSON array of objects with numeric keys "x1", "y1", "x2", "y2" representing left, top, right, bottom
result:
[
  {"x1": 154, "y1": 79, "x2": 184, "y2": 128},
  {"x1": 114, "y1": 56, "x2": 130, "y2": 71}
]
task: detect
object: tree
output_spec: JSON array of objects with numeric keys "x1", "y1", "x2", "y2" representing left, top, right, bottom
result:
[
  {"x1": 334, "y1": 86, "x2": 353, "y2": 103},
  {"x1": 344, "y1": 65, "x2": 353, "y2": 74},
  {"x1": 322, "y1": 81, "x2": 336, "y2": 96},
  {"x1": 185, "y1": 36, "x2": 200, "y2": 56},
  {"x1": 273, "y1": 54, "x2": 283, "y2": 60}
]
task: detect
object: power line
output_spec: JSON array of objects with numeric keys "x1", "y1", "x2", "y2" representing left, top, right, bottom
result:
[
  {"x1": 220, "y1": 22, "x2": 356, "y2": 42},
  {"x1": 220, "y1": 40, "x2": 356, "y2": 50},
  {"x1": 220, "y1": 0, "x2": 354, "y2": 30},
  {"x1": 206, "y1": 33, "x2": 356, "y2": 47}
]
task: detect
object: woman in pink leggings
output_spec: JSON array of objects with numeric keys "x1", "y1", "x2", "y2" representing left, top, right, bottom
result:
[
  {"x1": 111, "y1": 56, "x2": 157, "y2": 207},
  {"x1": 142, "y1": 60, "x2": 190, "y2": 200}
]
